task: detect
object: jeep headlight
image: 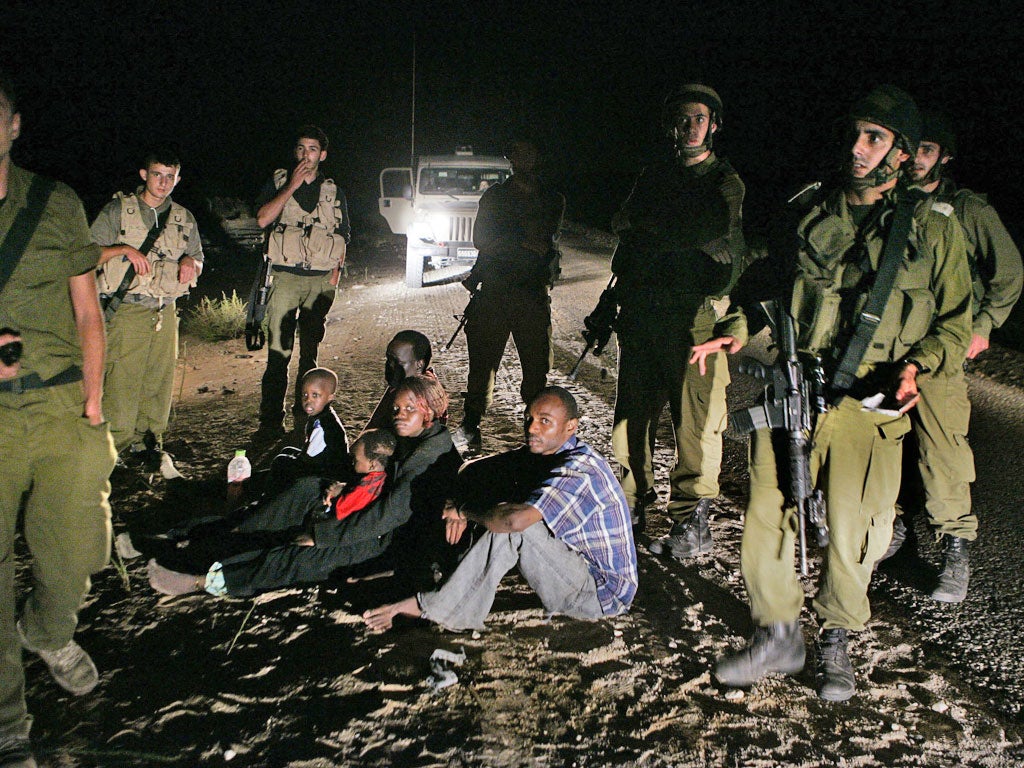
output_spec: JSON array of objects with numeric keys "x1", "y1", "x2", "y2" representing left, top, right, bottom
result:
[{"x1": 409, "y1": 215, "x2": 451, "y2": 245}]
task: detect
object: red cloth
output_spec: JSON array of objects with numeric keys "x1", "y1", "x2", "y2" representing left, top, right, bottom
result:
[{"x1": 332, "y1": 471, "x2": 387, "y2": 520}]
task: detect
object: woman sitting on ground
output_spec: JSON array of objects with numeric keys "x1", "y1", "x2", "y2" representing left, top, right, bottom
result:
[{"x1": 147, "y1": 375, "x2": 464, "y2": 597}]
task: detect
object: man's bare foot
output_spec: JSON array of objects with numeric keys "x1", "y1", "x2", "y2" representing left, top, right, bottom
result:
[{"x1": 363, "y1": 597, "x2": 421, "y2": 633}]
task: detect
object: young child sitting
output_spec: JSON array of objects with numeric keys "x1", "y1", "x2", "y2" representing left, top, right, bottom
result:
[
  {"x1": 321, "y1": 428, "x2": 396, "y2": 521},
  {"x1": 249, "y1": 367, "x2": 351, "y2": 499}
]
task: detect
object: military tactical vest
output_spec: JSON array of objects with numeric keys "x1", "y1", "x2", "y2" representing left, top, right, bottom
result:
[
  {"x1": 96, "y1": 192, "x2": 196, "y2": 300},
  {"x1": 791, "y1": 191, "x2": 948, "y2": 380},
  {"x1": 266, "y1": 169, "x2": 347, "y2": 271}
]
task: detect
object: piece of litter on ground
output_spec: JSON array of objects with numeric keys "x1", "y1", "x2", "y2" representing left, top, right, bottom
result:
[
  {"x1": 425, "y1": 647, "x2": 467, "y2": 693},
  {"x1": 114, "y1": 532, "x2": 142, "y2": 560},
  {"x1": 724, "y1": 689, "x2": 744, "y2": 701},
  {"x1": 224, "y1": 749, "x2": 236, "y2": 760},
  {"x1": 160, "y1": 452, "x2": 184, "y2": 480},
  {"x1": 931, "y1": 701, "x2": 949, "y2": 713}
]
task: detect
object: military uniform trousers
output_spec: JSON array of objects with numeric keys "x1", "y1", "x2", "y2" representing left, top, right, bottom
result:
[
  {"x1": 260, "y1": 271, "x2": 337, "y2": 425},
  {"x1": 612, "y1": 318, "x2": 729, "y2": 520},
  {"x1": 0, "y1": 383, "x2": 115, "y2": 739},
  {"x1": 103, "y1": 300, "x2": 178, "y2": 451},
  {"x1": 741, "y1": 397, "x2": 907, "y2": 631},
  {"x1": 908, "y1": 371, "x2": 976, "y2": 540},
  {"x1": 464, "y1": 286, "x2": 551, "y2": 416}
]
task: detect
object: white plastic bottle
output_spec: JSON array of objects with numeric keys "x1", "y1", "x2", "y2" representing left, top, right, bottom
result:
[{"x1": 226, "y1": 450, "x2": 251, "y2": 505}]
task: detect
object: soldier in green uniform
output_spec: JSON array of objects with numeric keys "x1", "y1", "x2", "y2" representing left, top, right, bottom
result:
[
  {"x1": 454, "y1": 139, "x2": 565, "y2": 449},
  {"x1": 0, "y1": 73, "x2": 117, "y2": 768},
  {"x1": 880, "y1": 112, "x2": 1023, "y2": 602},
  {"x1": 611, "y1": 84, "x2": 747, "y2": 549},
  {"x1": 91, "y1": 148, "x2": 203, "y2": 464},
  {"x1": 712, "y1": 86, "x2": 972, "y2": 701},
  {"x1": 255, "y1": 125, "x2": 350, "y2": 436}
]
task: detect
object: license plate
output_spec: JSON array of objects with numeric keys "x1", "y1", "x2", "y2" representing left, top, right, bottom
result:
[{"x1": 457, "y1": 247, "x2": 478, "y2": 258}]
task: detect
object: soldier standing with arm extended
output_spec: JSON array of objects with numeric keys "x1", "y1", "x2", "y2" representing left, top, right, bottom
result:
[
  {"x1": 91, "y1": 147, "x2": 203, "y2": 467},
  {"x1": 879, "y1": 111, "x2": 1023, "y2": 602},
  {"x1": 713, "y1": 85, "x2": 972, "y2": 702},
  {"x1": 255, "y1": 125, "x2": 350, "y2": 437},
  {"x1": 612, "y1": 83, "x2": 748, "y2": 548},
  {"x1": 453, "y1": 139, "x2": 565, "y2": 449},
  {"x1": 0, "y1": 72, "x2": 117, "y2": 768}
]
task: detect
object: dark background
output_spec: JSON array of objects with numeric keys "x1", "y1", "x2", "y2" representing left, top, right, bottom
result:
[{"x1": 4, "y1": 0, "x2": 1022, "y2": 241}]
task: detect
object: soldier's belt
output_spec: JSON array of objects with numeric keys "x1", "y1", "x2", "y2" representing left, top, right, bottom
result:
[
  {"x1": 100, "y1": 293, "x2": 176, "y2": 310},
  {"x1": 0, "y1": 365, "x2": 83, "y2": 394}
]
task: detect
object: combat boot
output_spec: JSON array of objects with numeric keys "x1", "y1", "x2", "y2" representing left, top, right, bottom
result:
[
  {"x1": 714, "y1": 621, "x2": 806, "y2": 687},
  {"x1": 815, "y1": 628, "x2": 855, "y2": 702},
  {"x1": 453, "y1": 410, "x2": 482, "y2": 450},
  {"x1": 648, "y1": 498, "x2": 712, "y2": 559},
  {"x1": 930, "y1": 534, "x2": 969, "y2": 603},
  {"x1": 630, "y1": 489, "x2": 657, "y2": 534},
  {"x1": 874, "y1": 515, "x2": 907, "y2": 569}
]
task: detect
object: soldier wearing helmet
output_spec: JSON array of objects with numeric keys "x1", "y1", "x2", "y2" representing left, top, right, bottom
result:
[
  {"x1": 712, "y1": 85, "x2": 972, "y2": 702},
  {"x1": 610, "y1": 83, "x2": 748, "y2": 556},
  {"x1": 878, "y1": 111, "x2": 1023, "y2": 602}
]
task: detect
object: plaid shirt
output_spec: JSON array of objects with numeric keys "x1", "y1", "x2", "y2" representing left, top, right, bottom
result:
[{"x1": 525, "y1": 437, "x2": 638, "y2": 615}]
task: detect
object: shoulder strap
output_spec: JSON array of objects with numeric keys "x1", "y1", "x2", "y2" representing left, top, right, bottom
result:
[
  {"x1": 0, "y1": 174, "x2": 57, "y2": 299},
  {"x1": 101, "y1": 207, "x2": 171, "y2": 320},
  {"x1": 831, "y1": 190, "x2": 923, "y2": 392}
]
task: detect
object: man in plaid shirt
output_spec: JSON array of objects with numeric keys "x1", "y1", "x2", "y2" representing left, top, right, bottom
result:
[{"x1": 364, "y1": 386, "x2": 637, "y2": 631}]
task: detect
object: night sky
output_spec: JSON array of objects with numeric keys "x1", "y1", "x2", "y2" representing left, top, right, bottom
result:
[{"x1": 4, "y1": 0, "x2": 1022, "y2": 235}]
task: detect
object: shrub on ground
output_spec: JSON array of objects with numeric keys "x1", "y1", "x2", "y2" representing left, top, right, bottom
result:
[{"x1": 184, "y1": 291, "x2": 247, "y2": 341}]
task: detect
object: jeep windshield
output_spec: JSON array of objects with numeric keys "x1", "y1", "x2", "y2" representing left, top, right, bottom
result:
[{"x1": 418, "y1": 167, "x2": 510, "y2": 196}]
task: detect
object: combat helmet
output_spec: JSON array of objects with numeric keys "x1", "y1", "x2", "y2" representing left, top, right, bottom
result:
[
  {"x1": 662, "y1": 83, "x2": 723, "y2": 158},
  {"x1": 920, "y1": 109, "x2": 956, "y2": 158},
  {"x1": 848, "y1": 84, "x2": 921, "y2": 187},
  {"x1": 915, "y1": 109, "x2": 957, "y2": 185}
]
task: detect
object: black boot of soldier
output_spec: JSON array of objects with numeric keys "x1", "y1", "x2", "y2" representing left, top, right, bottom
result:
[
  {"x1": 815, "y1": 628, "x2": 855, "y2": 702},
  {"x1": 714, "y1": 621, "x2": 806, "y2": 687},
  {"x1": 630, "y1": 489, "x2": 657, "y2": 534},
  {"x1": 874, "y1": 515, "x2": 907, "y2": 570},
  {"x1": 930, "y1": 534, "x2": 970, "y2": 603},
  {"x1": 454, "y1": 410, "x2": 482, "y2": 450},
  {"x1": 648, "y1": 498, "x2": 712, "y2": 559}
]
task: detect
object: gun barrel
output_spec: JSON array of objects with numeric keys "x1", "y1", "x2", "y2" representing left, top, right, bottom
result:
[
  {"x1": 567, "y1": 344, "x2": 589, "y2": 380},
  {"x1": 444, "y1": 314, "x2": 467, "y2": 350}
]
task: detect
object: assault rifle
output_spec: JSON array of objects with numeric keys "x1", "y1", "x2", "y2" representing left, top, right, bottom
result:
[
  {"x1": 244, "y1": 249, "x2": 273, "y2": 352},
  {"x1": 445, "y1": 284, "x2": 479, "y2": 350},
  {"x1": 730, "y1": 300, "x2": 828, "y2": 576},
  {"x1": 568, "y1": 275, "x2": 618, "y2": 380}
]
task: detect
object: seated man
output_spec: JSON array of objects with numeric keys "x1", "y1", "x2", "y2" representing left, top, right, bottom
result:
[{"x1": 363, "y1": 386, "x2": 638, "y2": 632}]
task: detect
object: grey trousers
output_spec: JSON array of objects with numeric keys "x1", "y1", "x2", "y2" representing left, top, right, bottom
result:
[{"x1": 418, "y1": 522, "x2": 603, "y2": 630}]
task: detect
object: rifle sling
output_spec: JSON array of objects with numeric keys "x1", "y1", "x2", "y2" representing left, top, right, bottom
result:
[
  {"x1": 102, "y1": 208, "x2": 170, "y2": 320},
  {"x1": 0, "y1": 174, "x2": 57, "y2": 300},
  {"x1": 831, "y1": 191, "x2": 921, "y2": 393}
]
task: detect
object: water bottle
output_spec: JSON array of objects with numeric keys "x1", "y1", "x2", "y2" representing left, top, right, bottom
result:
[{"x1": 226, "y1": 450, "x2": 252, "y2": 502}]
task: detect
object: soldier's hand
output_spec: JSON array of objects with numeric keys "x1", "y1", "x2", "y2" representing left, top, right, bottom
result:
[
  {"x1": 689, "y1": 336, "x2": 743, "y2": 376},
  {"x1": 0, "y1": 329, "x2": 22, "y2": 381},
  {"x1": 123, "y1": 245, "x2": 151, "y2": 276},
  {"x1": 178, "y1": 256, "x2": 198, "y2": 285},
  {"x1": 293, "y1": 533, "x2": 315, "y2": 547},
  {"x1": 289, "y1": 158, "x2": 315, "y2": 189},
  {"x1": 323, "y1": 481, "x2": 345, "y2": 504},
  {"x1": 894, "y1": 363, "x2": 921, "y2": 411},
  {"x1": 83, "y1": 397, "x2": 104, "y2": 426},
  {"x1": 702, "y1": 237, "x2": 733, "y2": 264},
  {"x1": 966, "y1": 333, "x2": 990, "y2": 360}
]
